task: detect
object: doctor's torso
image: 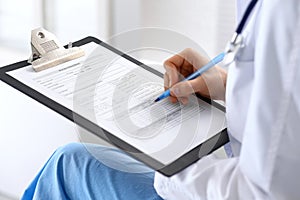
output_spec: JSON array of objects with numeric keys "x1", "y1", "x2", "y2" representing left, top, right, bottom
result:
[
  {"x1": 155, "y1": 0, "x2": 300, "y2": 198},
  {"x1": 226, "y1": 0, "x2": 261, "y2": 156}
]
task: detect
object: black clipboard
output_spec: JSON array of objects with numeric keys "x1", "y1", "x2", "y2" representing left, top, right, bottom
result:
[{"x1": 0, "y1": 36, "x2": 228, "y2": 176}]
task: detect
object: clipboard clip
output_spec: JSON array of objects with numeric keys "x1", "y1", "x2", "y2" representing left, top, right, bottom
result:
[{"x1": 28, "y1": 28, "x2": 85, "y2": 72}]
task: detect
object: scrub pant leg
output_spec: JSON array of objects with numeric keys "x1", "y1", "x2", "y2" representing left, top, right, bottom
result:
[{"x1": 21, "y1": 143, "x2": 163, "y2": 200}]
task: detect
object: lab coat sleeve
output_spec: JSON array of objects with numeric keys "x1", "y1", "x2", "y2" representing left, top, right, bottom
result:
[{"x1": 154, "y1": 0, "x2": 300, "y2": 199}]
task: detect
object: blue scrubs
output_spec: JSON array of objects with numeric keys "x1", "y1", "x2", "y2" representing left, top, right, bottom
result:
[{"x1": 21, "y1": 143, "x2": 163, "y2": 200}]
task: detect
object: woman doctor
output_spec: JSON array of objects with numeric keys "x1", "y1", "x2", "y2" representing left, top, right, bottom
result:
[{"x1": 22, "y1": 0, "x2": 300, "y2": 199}]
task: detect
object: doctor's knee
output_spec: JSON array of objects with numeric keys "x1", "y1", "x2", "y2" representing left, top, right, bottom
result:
[{"x1": 54, "y1": 142, "x2": 89, "y2": 161}]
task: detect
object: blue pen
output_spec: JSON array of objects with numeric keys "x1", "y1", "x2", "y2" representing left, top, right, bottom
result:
[{"x1": 154, "y1": 52, "x2": 226, "y2": 103}]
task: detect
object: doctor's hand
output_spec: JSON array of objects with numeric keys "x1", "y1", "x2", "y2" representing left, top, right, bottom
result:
[{"x1": 164, "y1": 48, "x2": 227, "y2": 104}]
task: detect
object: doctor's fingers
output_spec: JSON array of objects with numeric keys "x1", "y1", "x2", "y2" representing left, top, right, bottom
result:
[
  {"x1": 164, "y1": 51, "x2": 196, "y2": 86},
  {"x1": 170, "y1": 77, "x2": 205, "y2": 98},
  {"x1": 164, "y1": 72, "x2": 170, "y2": 90},
  {"x1": 176, "y1": 48, "x2": 210, "y2": 71},
  {"x1": 163, "y1": 61, "x2": 180, "y2": 87},
  {"x1": 164, "y1": 49, "x2": 209, "y2": 81},
  {"x1": 164, "y1": 73, "x2": 179, "y2": 103},
  {"x1": 164, "y1": 48, "x2": 198, "y2": 70},
  {"x1": 164, "y1": 73, "x2": 188, "y2": 104}
]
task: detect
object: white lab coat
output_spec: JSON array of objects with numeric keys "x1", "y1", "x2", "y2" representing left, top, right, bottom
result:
[{"x1": 154, "y1": 0, "x2": 300, "y2": 199}]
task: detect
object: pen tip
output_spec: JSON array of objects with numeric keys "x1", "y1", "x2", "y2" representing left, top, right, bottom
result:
[{"x1": 154, "y1": 98, "x2": 159, "y2": 103}]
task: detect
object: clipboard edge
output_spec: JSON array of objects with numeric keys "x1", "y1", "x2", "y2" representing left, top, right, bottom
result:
[{"x1": 0, "y1": 36, "x2": 228, "y2": 177}]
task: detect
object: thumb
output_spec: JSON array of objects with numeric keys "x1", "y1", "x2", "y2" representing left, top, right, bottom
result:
[{"x1": 170, "y1": 79, "x2": 202, "y2": 98}]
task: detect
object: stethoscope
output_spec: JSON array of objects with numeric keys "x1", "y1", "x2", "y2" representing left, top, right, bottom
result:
[{"x1": 224, "y1": 0, "x2": 259, "y2": 65}]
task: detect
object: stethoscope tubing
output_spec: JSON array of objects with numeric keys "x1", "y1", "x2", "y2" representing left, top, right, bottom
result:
[{"x1": 236, "y1": 0, "x2": 259, "y2": 34}]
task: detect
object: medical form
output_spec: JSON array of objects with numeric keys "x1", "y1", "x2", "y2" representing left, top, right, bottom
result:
[{"x1": 7, "y1": 42, "x2": 226, "y2": 165}]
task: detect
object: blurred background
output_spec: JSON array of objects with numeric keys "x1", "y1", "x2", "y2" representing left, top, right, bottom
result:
[{"x1": 0, "y1": 0, "x2": 235, "y2": 199}]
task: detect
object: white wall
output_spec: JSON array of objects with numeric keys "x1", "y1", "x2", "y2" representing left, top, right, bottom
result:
[
  {"x1": 0, "y1": 0, "x2": 42, "y2": 51},
  {"x1": 111, "y1": 0, "x2": 236, "y2": 57},
  {"x1": 49, "y1": 0, "x2": 110, "y2": 43},
  {"x1": 0, "y1": 0, "x2": 110, "y2": 51}
]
